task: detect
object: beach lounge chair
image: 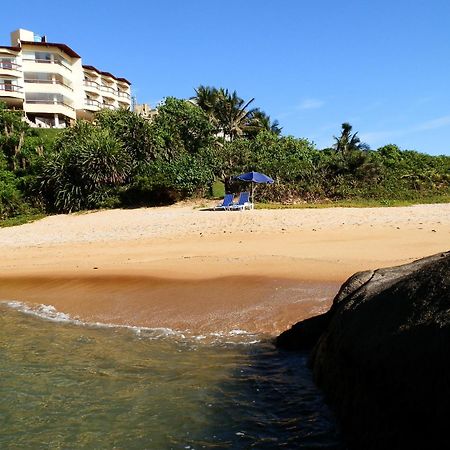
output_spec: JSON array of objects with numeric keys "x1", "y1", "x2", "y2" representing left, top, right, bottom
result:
[
  {"x1": 230, "y1": 192, "x2": 253, "y2": 211},
  {"x1": 214, "y1": 193, "x2": 234, "y2": 210}
]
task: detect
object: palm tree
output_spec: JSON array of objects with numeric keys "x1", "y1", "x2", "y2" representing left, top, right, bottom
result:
[
  {"x1": 251, "y1": 110, "x2": 282, "y2": 136},
  {"x1": 191, "y1": 85, "x2": 218, "y2": 123},
  {"x1": 214, "y1": 89, "x2": 258, "y2": 141},
  {"x1": 193, "y1": 87, "x2": 265, "y2": 141},
  {"x1": 333, "y1": 122, "x2": 365, "y2": 157}
]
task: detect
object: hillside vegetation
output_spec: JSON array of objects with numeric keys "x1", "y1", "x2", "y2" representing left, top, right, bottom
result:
[{"x1": 1, "y1": 89, "x2": 449, "y2": 221}]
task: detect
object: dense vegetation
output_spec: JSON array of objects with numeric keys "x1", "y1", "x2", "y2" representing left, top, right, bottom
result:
[{"x1": 1, "y1": 90, "x2": 449, "y2": 221}]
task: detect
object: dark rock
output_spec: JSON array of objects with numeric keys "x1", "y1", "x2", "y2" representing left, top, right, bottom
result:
[
  {"x1": 276, "y1": 311, "x2": 332, "y2": 350},
  {"x1": 276, "y1": 269, "x2": 375, "y2": 350},
  {"x1": 277, "y1": 251, "x2": 450, "y2": 450}
]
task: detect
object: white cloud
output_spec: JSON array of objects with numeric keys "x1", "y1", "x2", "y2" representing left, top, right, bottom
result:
[
  {"x1": 414, "y1": 115, "x2": 450, "y2": 131},
  {"x1": 359, "y1": 130, "x2": 401, "y2": 143},
  {"x1": 360, "y1": 114, "x2": 450, "y2": 145},
  {"x1": 297, "y1": 99, "x2": 325, "y2": 110},
  {"x1": 276, "y1": 98, "x2": 326, "y2": 118}
]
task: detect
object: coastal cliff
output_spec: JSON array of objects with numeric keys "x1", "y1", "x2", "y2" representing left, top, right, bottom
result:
[{"x1": 277, "y1": 251, "x2": 450, "y2": 450}]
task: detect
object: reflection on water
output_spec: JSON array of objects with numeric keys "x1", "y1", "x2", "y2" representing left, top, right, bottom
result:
[{"x1": 0, "y1": 303, "x2": 343, "y2": 449}]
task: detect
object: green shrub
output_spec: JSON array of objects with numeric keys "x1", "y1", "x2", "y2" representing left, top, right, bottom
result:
[
  {"x1": 211, "y1": 180, "x2": 225, "y2": 198},
  {"x1": 40, "y1": 122, "x2": 131, "y2": 213},
  {"x1": 0, "y1": 169, "x2": 27, "y2": 219}
]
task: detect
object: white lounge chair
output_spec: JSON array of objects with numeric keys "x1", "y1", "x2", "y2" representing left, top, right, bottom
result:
[
  {"x1": 230, "y1": 192, "x2": 253, "y2": 210},
  {"x1": 214, "y1": 193, "x2": 234, "y2": 210}
]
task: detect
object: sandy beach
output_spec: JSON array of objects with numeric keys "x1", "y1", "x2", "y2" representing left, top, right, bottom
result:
[{"x1": 1, "y1": 202, "x2": 449, "y2": 335}]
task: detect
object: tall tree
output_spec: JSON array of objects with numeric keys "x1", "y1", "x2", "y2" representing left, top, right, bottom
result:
[
  {"x1": 0, "y1": 102, "x2": 30, "y2": 171},
  {"x1": 215, "y1": 89, "x2": 257, "y2": 141},
  {"x1": 250, "y1": 110, "x2": 282, "y2": 136},
  {"x1": 193, "y1": 87, "x2": 270, "y2": 141},
  {"x1": 95, "y1": 108, "x2": 154, "y2": 165},
  {"x1": 40, "y1": 122, "x2": 131, "y2": 212},
  {"x1": 192, "y1": 85, "x2": 219, "y2": 121},
  {"x1": 333, "y1": 122, "x2": 367, "y2": 157},
  {"x1": 151, "y1": 97, "x2": 214, "y2": 158}
]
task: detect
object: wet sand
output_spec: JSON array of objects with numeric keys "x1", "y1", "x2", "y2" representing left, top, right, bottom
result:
[
  {"x1": 1, "y1": 203, "x2": 449, "y2": 335},
  {"x1": 0, "y1": 275, "x2": 339, "y2": 334}
]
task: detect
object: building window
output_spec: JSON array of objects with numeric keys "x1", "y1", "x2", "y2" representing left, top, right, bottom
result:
[
  {"x1": 54, "y1": 54, "x2": 70, "y2": 68},
  {"x1": 0, "y1": 79, "x2": 13, "y2": 91},
  {"x1": 35, "y1": 52, "x2": 52, "y2": 63},
  {"x1": 24, "y1": 72, "x2": 72, "y2": 89},
  {"x1": 25, "y1": 92, "x2": 73, "y2": 108},
  {"x1": 24, "y1": 72, "x2": 52, "y2": 82},
  {"x1": 0, "y1": 58, "x2": 13, "y2": 69}
]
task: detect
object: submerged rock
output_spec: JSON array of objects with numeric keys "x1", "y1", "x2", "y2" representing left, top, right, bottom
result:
[{"x1": 277, "y1": 251, "x2": 450, "y2": 450}]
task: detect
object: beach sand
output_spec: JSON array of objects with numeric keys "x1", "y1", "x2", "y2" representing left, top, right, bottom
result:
[{"x1": 1, "y1": 202, "x2": 449, "y2": 335}]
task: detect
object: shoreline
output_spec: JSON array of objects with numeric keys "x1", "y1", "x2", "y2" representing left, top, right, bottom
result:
[
  {"x1": 1, "y1": 203, "x2": 449, "y2": 334},
  {"x1": 0, "y1": 274, "x2": 340, "y2": 335}
]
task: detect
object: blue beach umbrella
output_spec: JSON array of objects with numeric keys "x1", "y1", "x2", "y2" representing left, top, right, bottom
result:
[{"x1": 234, "y1": 171, "x2": 274, "y2": 205}]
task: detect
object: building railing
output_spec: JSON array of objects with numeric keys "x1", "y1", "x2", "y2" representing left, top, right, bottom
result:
[
  {"x1": 0, "y1": 61, "x2": 21, "y2": 71},
  {"x1": 23, "y1": 58, "x2": 72, "y2": 72},
  {"x1": 85, "y1": 99, "x2": 101, "y2": 107},
  {"x1": 101, "y1": 85, "x2": 116, "y2": 94},
  {"x1": 84, "y1": 80, "x2": 100, "y2": 88},
  {"x1": 0, "y1": 83, "x2": 22, "y2": 92},
  {"x1": 86, "y1": 82, "x2": 128, "y2": 99},
  {"x1": 101, "y1": 86, "x2": 117, "y2": 94},
  {"x1": 102, "y1": 103, "x2": 116, "y2": 110},
  {"x1": 24, "y1": 78, "x2": 73, "y2": 91},
  {"x1": 25, "y1": 99, "x2": 75, "y2": 111}
]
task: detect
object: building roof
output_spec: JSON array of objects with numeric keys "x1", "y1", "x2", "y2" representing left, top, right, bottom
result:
[
  {"x1": 1, "y1": 36, "x2": 131, "y2": 86},
  {"x1": 20, "y1": 41, "x2": 81, "y2": 58},
  {"x1": 0, "y1": 45, "x2": 20, "y2": 52},
  {"x1": 83, "y1": 64, "x2": 131, "y2": 85}
]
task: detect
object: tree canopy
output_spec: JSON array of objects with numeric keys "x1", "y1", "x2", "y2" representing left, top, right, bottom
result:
[
  {"x1": 192, "y1": 86, "x2": 281, "y2": 141},
  {"x1": 0, "y1": 95, "x2": 449, "y2": 220}
]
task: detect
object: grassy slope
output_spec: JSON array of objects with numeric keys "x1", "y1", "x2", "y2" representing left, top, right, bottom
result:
[{"x1": 255, "y1": 194, "x2": 450, "y2": 209}]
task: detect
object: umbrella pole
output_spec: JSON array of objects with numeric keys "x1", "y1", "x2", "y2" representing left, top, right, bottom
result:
[{"x1": 251, "y1": 183, "x2": 254, "y2": 207}]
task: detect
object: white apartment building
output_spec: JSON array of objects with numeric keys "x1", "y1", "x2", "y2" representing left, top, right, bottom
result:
[{"x1": 0, "y1": 29, "x2": 131, "y2": 128}]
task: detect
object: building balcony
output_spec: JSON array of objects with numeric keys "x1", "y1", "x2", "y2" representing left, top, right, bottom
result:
[
  {"x1": 83, "y1": 79, "x2": 100, "y2": 93},
  {"x1": 100, "y1": 86, "x2": 117, "y2": 98},
  {"x1": 25, "y1": 78, "x2": 73, "y2": 91},
  {"x1": 102, "y1": 103, "x2": 116, "y2": 110},
  {"x1": 0, "y1": 61, "x2": 22, "y2": 77},
  {"x1": 23, "y1": 58, "x2": 72, "y2": 73},
  {"x1": 25, "y1": 100, "x2": 76, "y2": 119},
  {"x1": 26, "y1": 99, "x2": 74, "y2": 110},
  {"x1": 117, "y1": 91, "x2": 130, "y2": 100},
  {"x1": 0, "y1": 60, "x2": 21, "y2": 70},
  {"x1": 0, "y1": 83, "x2": 24, "y2": 100},
  {"x1": 84, "y1": 98, "x2": 101, "y2": 111}
]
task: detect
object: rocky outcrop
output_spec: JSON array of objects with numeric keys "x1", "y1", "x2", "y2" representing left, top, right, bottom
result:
[{"x1": 277, "y1": 251, "x2": 450, "y2": 450}]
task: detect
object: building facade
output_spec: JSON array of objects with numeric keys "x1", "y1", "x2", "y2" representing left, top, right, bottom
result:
[
  {"x1": 0, "y1": 29, "x2": 131, "y2": 128},
  {"x1": 134, "y1": 103, "x2": 158, "y2": 121}
]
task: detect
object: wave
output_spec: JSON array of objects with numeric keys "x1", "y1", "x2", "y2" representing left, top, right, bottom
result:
[{"x1": 0, "y1": 300, "x2": 262, "y2": 345}]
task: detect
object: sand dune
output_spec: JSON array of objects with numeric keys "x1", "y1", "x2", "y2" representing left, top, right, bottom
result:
[{"x1": 0, "y1": 203, "x2": 449, "y2": 334}]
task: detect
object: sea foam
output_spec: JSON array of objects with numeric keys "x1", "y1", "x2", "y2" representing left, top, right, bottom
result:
[
  {"x1": 1, "y1": 300, "x2": 262, "y2": 345},
  {"x1": 2, "y1": 300, "x2": 183, "y2": 339}
]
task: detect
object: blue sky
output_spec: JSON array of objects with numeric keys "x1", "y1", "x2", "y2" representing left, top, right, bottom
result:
[{"x1": 3, "y1": 0, "x2": 450, "y2": 155}]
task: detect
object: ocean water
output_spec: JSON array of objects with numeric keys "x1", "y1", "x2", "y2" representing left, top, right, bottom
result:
[{"x1": 0, "y1": 302, "x2": 343, "y2": 449}]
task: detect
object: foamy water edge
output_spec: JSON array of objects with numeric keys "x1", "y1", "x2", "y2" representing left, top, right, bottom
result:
[{"x1": 1, "y1": 300, "x2": 263, "y2": 345}]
